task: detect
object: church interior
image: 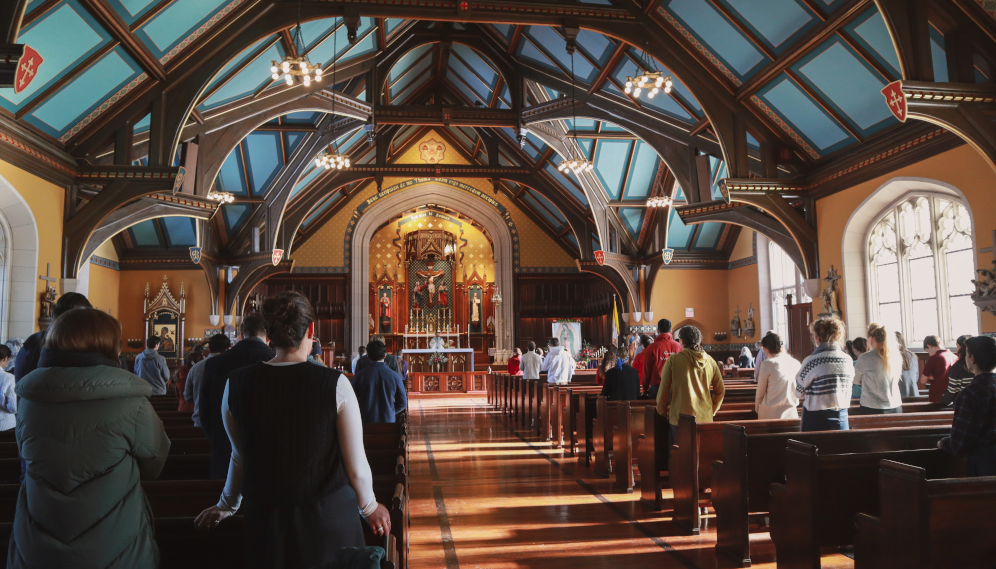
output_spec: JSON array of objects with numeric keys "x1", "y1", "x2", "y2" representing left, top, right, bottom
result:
[{"x1": 0, "y1": 0, "x2": 995, "y2": 566}]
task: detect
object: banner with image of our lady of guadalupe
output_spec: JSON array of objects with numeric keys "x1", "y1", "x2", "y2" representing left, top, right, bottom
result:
[{"x1": 552, "y1": 321, "x2": 582, "y2": 357}]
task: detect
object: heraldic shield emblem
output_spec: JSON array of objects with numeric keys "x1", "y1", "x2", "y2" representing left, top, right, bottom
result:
[
  {"x1": 189, "y1": 247, "x2": 202, "y2": 264},
  {"x1": 881, "y1": 81, "x2": 907, "y2": 123},
  {"x1": 14, "y1": 45, "x2": 43, "y2": 95},
  {"x1": 173, "y1": 166, "x2": 186, "y2": 195},
  {"x1": 419, "y1": 139, "x2": 446, "y2": 164},
  {"x1": 271, "y1": 249, "x2": 284, "y2": 266},
  {"x1": 662, "y1": 248, "x2": 675, "y2": 265},
  {"x1": 594, "y1": 251, "x2": 605, "y2": 266}
]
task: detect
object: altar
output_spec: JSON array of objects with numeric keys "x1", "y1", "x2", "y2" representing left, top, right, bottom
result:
[{"x1": 401, "y1": 348, "x2": 485, "y2": 393}]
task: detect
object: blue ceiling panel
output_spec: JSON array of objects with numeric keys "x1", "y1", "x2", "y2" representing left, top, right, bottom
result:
[
  {"x1": 667, "y1": 209, "x2": 693, "y2": 249},
  {"x1": 528, "y1": 189, "x2": 569, "y2": 226},
  {"x1": 518, "y1": 37, "x2": 561, "y2": 75},
  {"x1": 244, "y1": 132, "x2": 284, "y2": 195},
  {"x1": 795, "y1": 40, "x2": 894, "y2": 134},
  {"x1": 576, "y1": 30, "x2": 614, "y2": 65},
  {"x1": 758, "y1": 75, "x2": 852, "y2": 152},
  {"x1": 446, "y1": 70, "x2": 485, "y2": 105},
  {"x1": 341, "y1": 31, "x2": 377, "y2": 62},
  {"x1": 721, "y1": 0, "x2": 816, "y2": 52},
  {"x1": 522, "y1": 193, "x2": 564, "y2": 230},
  {"x1": 385, "y1": 19, "x2": 406, "y2": 36},
  {"x1": 204, "y1": 36, "x2": 273, "y2": 94},
  {"x1": 930, "y1": 27, "x2": 948, "y2": 83},
  {"x1": 544, "y1": 160, "x2": 588, "y2": 205},
  {"x1": 692, "y1": 222, "x2": 723, "y2": 250},
  {"x1": 565, "y1": 232, "x2": 579, "y2": 250},
  {"x1": 523, "y1": 27, "x2": 596, "y2": 82},
  {"x1": 129, "y1": 220, "x2": 162, "y2": 247},
  {"x1": 490, "y1": 24, "x2": 514, "y2": 41},
  {"x1": 283, "y1": 111, "x2": 321, "y2": 124},
  {"x1": 391, "y1": 54, "x2": 434, "y2": 99},
  {"x1": 307, "y1": 18, "x2": 374, "y2": 67},
  {"x1": 390, "y1": 44, "x2": 433, "y2": 82},
  {"x1": 291, "y1": 164, "x2": 322, "y2": 198},
  {"x1": 303, "y1": 192, "x2": 342, "y2": 227},
  {"x1": 298, "y1": 18, "x2": 339, "y2": 51},
  {"x1": 567, "y1": 119, "x2": 597, "y2": 131},
  {"x1": 593, "y1": 140, "x2": 631, "y2": 199},
  {"x1": 107, "y1": 0, "x2": 162, "y2": 25},
  {"x1": 619, "y1": 207, "x2": 645, "y2": 240},
  {"x1": 216, "y1": 149, "x2": 247, "y2": 195},
  {"x1": 447, "y1": 58, "x2": 492, "y2": 102},
  {"x1": 200, "y1": 43, "x2": 284, "y2": 110},
  {"x1": 284, "y1": 132, "x2": 305, "y2": 155},
  {"x1": 663, "y1": 0, "x2": 767, "y2": 78},
  {"x1": 846, "y1": 7, "x2": 901, "y2": 79},
  {"x1": 451, "y1": 44, "x2": 498, "y2": 89},
  {"x1": 137, "y1": 0, "x2": 230, "y2": 58},
  {"x1": 622, "y1": 141, "x2": 659, "y2": 200},
  {"x1": 29, "y1": 48, "x2": 141, "y2": 136},
  {"x1": 1, "y1": 2, "x2": 108, "y2": 111},
  {"x1": 222, "y1": 204, "x2": 250, "y2": 232},
  {"x1": 746, "y1": 131, "x2": 759, "y2": 149},
  {"x1": 161, "y1": 217, "x2": 197, "y2": 246}
]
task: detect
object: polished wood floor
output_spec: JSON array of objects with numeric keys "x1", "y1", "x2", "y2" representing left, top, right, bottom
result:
[{"x1": 406, "y1": 396, "x2": 855, "y2": 569}]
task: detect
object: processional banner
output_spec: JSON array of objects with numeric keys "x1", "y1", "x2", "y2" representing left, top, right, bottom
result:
[{"x1": 552, "y1": 321, "x2": 582, "y2": 357}]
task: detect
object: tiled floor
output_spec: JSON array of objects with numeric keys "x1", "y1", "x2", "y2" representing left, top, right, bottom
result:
[{"x1": 406, "y1": 396, "x2": 854, "y2": 569}]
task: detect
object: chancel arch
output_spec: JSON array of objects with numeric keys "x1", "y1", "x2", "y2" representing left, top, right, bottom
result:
[{"x1": 0, "y1": 171, "x2": 38, "y2": 341}]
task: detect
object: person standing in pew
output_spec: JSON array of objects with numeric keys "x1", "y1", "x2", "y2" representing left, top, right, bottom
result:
[
  {"x1": 754, "y1": 332, "x2": 801, "y2": 420},
  {"x1": 600, "y1": 353, "x2": 640, "y2": 401},
  {"x1": 922, "y1": 335, "x2": 957, "y2": 403},
  {"x1": 656, "y1": 326, "x2": 725, "y2": 453},
  {"x1": 632, "y1": 335, "x2": 651, "y2": 389},
  {"x1": 854, "y1": 323, "x2": 904, "y2": 414},
  {"x1": 352, "y1": 339, "x2": 408, "y2": 423},
  {"x1": 353, "y1": 335, "x2": 402, "y2": 376},
  {"x1": 507, "y1": 347, "x2": 522, "y2": 375},
  {"x1": 796, "y1": 317, "x2": 854, "y2": 431},
  {"x1": 643, "y1": 319, "x2": 682, "y2": 398},
  {"x1": 13, "y1": 292, "x2": 91, "y2": 382},
  {"x1": 133, "y1": 336, "x2": 170, "y2": 396},
  {"x1": 895, "y1": 332, "x2": 920, "y2": 398},
  {"x1": 199, "y1": 313, "x2": 274, "y2": 480},
  {"x1": 521, "y1": 341, "x2": 542, "y2": 380},
  {"x1": 10, "y1": 308, "x2": 170, "y2": 569},
  {"x1": 938, "y1": 336, "x2": 996, "y2": 476},
  {"x1": 351, "y1": 345, "x2": 365, "y2": 374},
  {"x1": 193, "y1": 291, "x2": 392, "y2": 567},
  {"x1": 185, "y1": 333, "x2": 231, "y2": 428},
  {"x1": 542, "y1": 337, "x2": 575, "y2": 384},
  {"x1": 942, "y1": 335, "x2": 974, "y2": 406},
  {"x1": 0, "y1": 346, "x2": 16, "y2": 431}
]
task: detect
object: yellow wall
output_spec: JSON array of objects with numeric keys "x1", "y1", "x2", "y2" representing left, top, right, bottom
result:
[
  {"x1": 651, "y1": 269, "x2": 731, "y2": 342},
  {"x1": 291, "y1": 131, "x2": 576, "y2": 269},
  {"x1": 87, "y1": 241, "x2": 120, "y2": 316},
  {"x1": 117, "y1": 270, "x2": 216, "y2": 353},
  {"x1": 369, "y1": 211, "x2": 495, "y2": 283},
  {"x1": 730, "y1": 229, "x2": 755, "y2": 261},
  {"x1": 815, "y1": 144, "x2": 996, "y2": 334}
]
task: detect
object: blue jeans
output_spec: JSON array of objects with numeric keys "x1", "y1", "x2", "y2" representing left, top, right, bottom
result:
[
  {"x1": 648, "y1": 385, "x2": 659, "y2": 399},
  {"x1": 968, "y1": 445, "x2": 996, "y2": 477},
  {"x1": 801, "y1": 408, "x2": 849, "y2": 431}
]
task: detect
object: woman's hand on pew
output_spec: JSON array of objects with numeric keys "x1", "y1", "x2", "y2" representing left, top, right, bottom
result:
[
  {"x1": 365, "y1": 503, "x2": 392, "y2": 536},
  {"x1": 193, "y1": 506, "x2": 234, "y2": 532}
]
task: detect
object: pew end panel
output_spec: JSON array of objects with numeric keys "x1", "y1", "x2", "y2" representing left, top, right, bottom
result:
[
  {"x1": 671, "y1": 413, "x2": 702, "y2": 534},
  {"x1": 712, "y1": 425, "x2": 752, "y2": 567}
]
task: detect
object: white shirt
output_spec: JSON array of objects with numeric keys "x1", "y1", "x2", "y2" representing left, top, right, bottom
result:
[
  {"x1": 853, "y1": 349, "x2": 903, "y2": 410},
  {"x1": 0, "y1": 369, "x2": 15, "y2": 431},
  {"x1": 216, "y1": 363, "x2": 377, "y2": 517},
  {"x1": 542, "y1": 346, "x2": 575, "y2": 383},
  {"x1": 351, "y1": 355, "x2": 360, "y2": 374},
  {"x1": 755, "y1": 353, "x2": 801, "y2": 420},
  {"x1": 521, "y1": 351, "x2": 543, "y2": 380}
]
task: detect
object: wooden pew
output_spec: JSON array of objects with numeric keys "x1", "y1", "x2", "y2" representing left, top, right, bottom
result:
[
  {"x1": 712, "y1": 420, "x2": 955, "y2": 567},
  {"x1": 853, "y1": 460, "x2": 996, "y2": 569},
  {"x1": 591, "y1": 396, "x2": 656, "y2": 478},
  {"x1": 769, "y1": 440, "x2": 964, "y2": 569}
]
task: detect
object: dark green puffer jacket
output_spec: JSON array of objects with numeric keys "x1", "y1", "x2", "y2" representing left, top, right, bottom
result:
[{"x1": 9, "y1": 357, "x2": 171, "y2": 569}]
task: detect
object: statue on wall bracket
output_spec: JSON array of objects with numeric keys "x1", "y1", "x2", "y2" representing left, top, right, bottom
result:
[{"x1": 819, "y1": 265, "x2": 842, "y2": 319}]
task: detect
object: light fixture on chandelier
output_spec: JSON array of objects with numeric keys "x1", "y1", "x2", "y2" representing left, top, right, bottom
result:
[
  {"x1": 270, "y1": 1, "x2": 322, "y2": 87},
  {"x1": 624, "y1": 41, "x2": 672, "y2": 101},
  {"x1": 313, "y1": 17, "x2": 350, "y2": 170},
  {"x1": 207, "y1": 190, "x2": 235, "y2": 204},
  {"x1": 646, "y1": 195, "x2": 673, "y2": 208},
  {"x1": 559, "y1": 42, "x2": 594, "y2": 175}
]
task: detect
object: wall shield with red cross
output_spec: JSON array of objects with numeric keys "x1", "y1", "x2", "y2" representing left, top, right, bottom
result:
[
  {"x1": 14, "y1": 45, "x2": 43, "y2": 95},
  {"x1": 272, "y1": 249, "x2": 284, "y2": 266},
  {"x1": 594, "y1": 251, "x2": 605, "y2": 266},
  {"x1": 881, "y1": 81, "x2": 907, "y2": 123}
]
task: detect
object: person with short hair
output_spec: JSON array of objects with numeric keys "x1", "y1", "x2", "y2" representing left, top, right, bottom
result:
[
  {"x1": 308, "y1": 339, "x2": 326, "y2": 367},
  {"x1": 353, "y1": 335, "x2": 402, "y2": 376},
  {"x1": 14, "y1": 292, "x2": 92, "y2": 382},
  {"x1": 396, "y1": 349, "x2": 408, "y2": 384},
  {"x1": 796, "y1": 318, "x2": 854, "y2": 431},
  {"x1": 854, "y1": 323, "x2": 903, "y2": 414},
  {"x1": 631, "y1": 335, "x2": 652, "y2": 385},
  {"x1": 133, "y1": 336, "x2": 170, "y2": 395},
  {"x1": 754, "y1": 332, "x2": 801, "y2": 420},
  {"x1": 0, "y1": 346, "x2": 15, "y2": 431},
  {"x1": 922, "y1": 335, "x2": 958, "y2": 403},
  {"x1": 541, "y1": 337, "x2": 575, "y2": 384},
  {"x1": 194, "y1": 292, "x2": 392, "y2": 565},
  {"x1": 642, "y1": 319, "x2": 682, "y2": 398},
  {"x1": 351, "y1": 340, "x2": 408, "y2": 424},
  {"x1": 752, "y1": 331, "x2": 777, "y2": 382},
  {"x1": 600, "y1": 353, "x2": 641, "y2": 401},
  {"x1": 507, "y1": 348, "x2": 522, "y2": 376},
  {"x1": 200, "y1": 313, "x2": 274, "y2": 479},
  {"x1": 11, "y1": 308, "x2": 169, "y2": 568},
  {"x1": 938, "y1": 336, "x2": 996, "y2": 476},
  {"x1": 351, "y1": 346, "x2": 366, "y2": 374},
  {"x1": 943, "y1": 335, "x2": 975, "y2": 406},
  {"x1": 521, "y1": 341, "x2": 542, "y2": 380},
  {"x1": 895, "y1": 332, "x2": 920, "y2": 398},
  {"x1": 185, "y1": 333, "x2": 232, "y2": 428},
  {"x1": 657, "y1": 326, "x2": 724, "y2": 451}
]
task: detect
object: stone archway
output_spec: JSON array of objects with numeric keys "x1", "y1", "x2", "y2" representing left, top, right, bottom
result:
[
  {"x1": 348, "y1": 181, "x2": 516, "y2": 352},
  {"x1": 0, "y1": 172, "x2": 40, "y2": 341}
]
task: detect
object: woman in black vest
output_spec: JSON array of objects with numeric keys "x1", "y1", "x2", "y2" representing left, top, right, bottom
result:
[{"x1": 195, "y1": 291, "x2": 391, "y2": 568}]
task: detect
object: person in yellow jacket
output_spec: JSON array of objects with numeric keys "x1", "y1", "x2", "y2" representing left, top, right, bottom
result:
[{"x1": 656, "y1": 325, "x2": 725, "y2": 453}]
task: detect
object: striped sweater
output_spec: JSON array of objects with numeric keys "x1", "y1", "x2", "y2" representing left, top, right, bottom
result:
[{"x1": 795, "y1": 343, "x2": 855, "y2": 411}]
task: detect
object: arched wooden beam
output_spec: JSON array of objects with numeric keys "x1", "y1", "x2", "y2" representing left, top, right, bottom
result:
[
  {"x1": 576, "y1": 257, "x2": 634, "y2": 316},
  {"x1": 224, "y1": 254, "x2": 293, "y2": 316}
]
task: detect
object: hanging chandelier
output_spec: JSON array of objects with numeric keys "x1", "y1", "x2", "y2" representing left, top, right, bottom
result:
[
  {"x1": 313, "y1": 17, "x2": 350, "y2": 170},
  {"x1": 646, "y1": 195, "x2": 673, "y2": 208},
  {"x1": 270, "y1": 1, "x2": 322, "y2": 87},
  {"x1": 624, "y1": 41, "x2": 672, "y2": 101},
  {"x1": 560, "y1": 46, "x2": 594, "y2": 175},
  {"x1": 207, "y1": 190, "x2": 235, "y2": 203}
]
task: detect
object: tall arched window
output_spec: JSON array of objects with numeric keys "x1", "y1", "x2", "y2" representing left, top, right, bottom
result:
[
  {"x1": 768, "y1": 240, "x2": 810, "y2": 348},
  {"x1": 868, "y1": 195, "x2": 977, "y2": 345}
]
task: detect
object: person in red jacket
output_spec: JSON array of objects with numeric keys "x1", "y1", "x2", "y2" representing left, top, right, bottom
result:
[
  {"x1": 632, "y1": 335, "x2": 652, "y2": 392},
  {"x1": 643, "y1": 319, "x2": 682, "y2": 398}
]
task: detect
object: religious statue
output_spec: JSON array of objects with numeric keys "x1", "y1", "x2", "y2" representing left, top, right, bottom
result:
[
  {"x1": 730, "y1": 306, "x2": 742, "y2": 338},
  {"x1": 972, "y1": 261, "x2": 996, "y2": 298},
  {"x1": 368, "y1": 313, "x2": 375, "y2": 334},
  {"x1": 820, "y1": 265, "x2": 842, "y2": 317},
  {"x1": 438, "y1": 283, "x2": 448, "y2": 307},
  {"x1": 471, "y1": 292, "x2": 481, "y2": 323},
  {"x1": 414, "y1": 268, "x2": 445, "y2": 308},
  {"x1": 744, "y1": 305, "x2": 756, "y2": 338},
  {"x1": 379, "y1": 292, "x2": 391, "y2": 319},
  {"x1": 39, "y1": 286, "x2": 56, "y2": 320}
]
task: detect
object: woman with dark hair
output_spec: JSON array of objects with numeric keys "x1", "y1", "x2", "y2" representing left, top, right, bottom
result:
[
  {"x1": 796, "y1": 318, "x2": 854, "y2": 431},
  {"x1": 754, "y1": 332, "x2": 801, "y2": 420},
  {"x1": 596, "y1": 348, "x2": 617, "y2": 386},
  {"x1": 600, "y1": 352, "x2": 640, "y2": 401},
  {"x1": 844, "y1": 337, "x2": 868, "y2": 362},
  {"x1": 194, "y1": 291, "x2": 391, "y2": 568},
  {"x1": 938, "y1": 336, "x2": 996, "y2": 476},
  {"x1": 943, "y1": 335, "x2": 975, "y2": 405},
  {"x1": 10, "y1": 308, "x2": 169, "y2": 568},
  {"x1": 895, "y1": 332, "x2": 920, "y2": 398}
]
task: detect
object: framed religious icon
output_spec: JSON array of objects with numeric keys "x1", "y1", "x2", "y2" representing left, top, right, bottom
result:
[
  {"x1": 378, "y1": 285, "x2": 393, "y2": 334},
  {"x1": 143, "y1": 276, "x2": 186, "y2": 359},
  {"x1": 468, "y1": 286, "x2": 483, "y2": 333}
]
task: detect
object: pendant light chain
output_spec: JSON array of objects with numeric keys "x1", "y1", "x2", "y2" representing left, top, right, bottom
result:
[
  {"x1": 558, "y1": 47, "x2": 594, "y2": 175},
  {"x1": 314, "y1": 17, "x2": 350, "y2": 171},
  {"x1": 270, "y1": 0, "x2": 322, "y2": 86}
]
